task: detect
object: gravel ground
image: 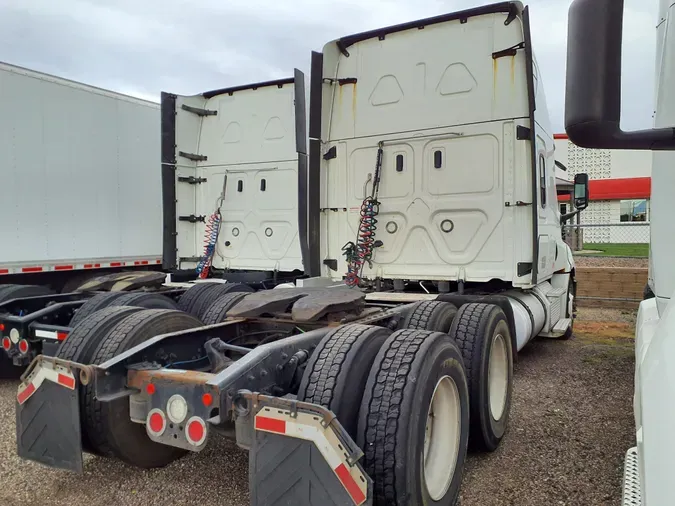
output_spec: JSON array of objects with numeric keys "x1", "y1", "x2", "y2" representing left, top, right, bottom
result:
[
  {"x1": 0, "y1": 309, "x2": 635, "y2": 506},
  {"x1": 573, "y1": 255, "x2": 648, "y2": 268}
]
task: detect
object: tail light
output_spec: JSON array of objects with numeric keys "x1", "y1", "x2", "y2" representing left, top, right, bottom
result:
[
  {"x1": 1, "y1": 337, "x2": 10, "y2": 351},
  {"x1": 18, "y1": 339, "x2": 29, "y2": 355},
  {"x1": 185, "y1": 416, "x2": 207, "y2": 446},
  {"x1": 146, "y1": 409, "x2": 167, "y2": 437}
]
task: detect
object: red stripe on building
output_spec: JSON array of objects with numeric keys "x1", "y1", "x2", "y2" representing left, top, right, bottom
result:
[{"x1": 558, "y1": 177, "x2": 651, "y2": 201}]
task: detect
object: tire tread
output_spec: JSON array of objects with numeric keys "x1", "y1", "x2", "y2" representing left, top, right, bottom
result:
[{"x1": 361, "y1": 328, "x2": 433, "y2": 505}]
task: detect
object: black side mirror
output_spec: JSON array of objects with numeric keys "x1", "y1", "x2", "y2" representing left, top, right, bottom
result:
[
  {"x1": 565, "y1": 0, "x2": 675, "y2": 150},
  {"x1": 574, "y1": 173, "x2": 589, "y2": 211}
]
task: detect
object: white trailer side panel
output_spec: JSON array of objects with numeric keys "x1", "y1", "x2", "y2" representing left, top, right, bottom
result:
[{"x1": 0, "y1": 62, "x2": 161, "y2": 273}]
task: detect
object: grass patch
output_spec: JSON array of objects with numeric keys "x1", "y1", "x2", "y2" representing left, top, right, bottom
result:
[{"x1": 582, "y1": 243, "x2": 649, "y2": 257}]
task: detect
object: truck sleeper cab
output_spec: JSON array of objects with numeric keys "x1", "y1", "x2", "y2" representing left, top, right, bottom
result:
[
  {"x1": 162, "y1": 72, "x2": 307, "y2": 286},
  {"x1": 0, "y1": 74, "x2": 307, "y2": 378},
  {"x1": 15, "y1": 3, "x2": 589, "y2": 506}
]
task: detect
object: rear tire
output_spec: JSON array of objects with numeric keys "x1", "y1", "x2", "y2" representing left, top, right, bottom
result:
[
  {"x1": 297, "y1": 324, "x2": 391, "y2": 438},
  {"x1": 201, "y1": 292, "x2": 249, "y2": 325},
  {"x1": 401, "y1": 300, "x2": 458, "y2": 333},
  {"x1": 0, "y1": 284, "x2": 20, "y2": 301},
  {"x1": 0, "y1": 284, "x2": 54, "y2": 304},
  {"x1": 0, "y1": 285, "x2": 54, "y2": 379},
  {"x1": 69, "y1": 292, "x2": 130, "y2": 327},
  {"x1": 0, "y1": 353, "x2": 20, "y2": 379},
  {"x1": 449, "y1": 303, "x2": 513, "y2": 452},
  {"x1": 358, "y1": 329, "x2": 470, "y2": 506},
  {"x1": 84, "y1": 309, "x2": 202, "y2": 468},
  {"x1": 107, "y1": 292, "x2": 178, "y2": 311},
  {"x1": 178, "y1": 282, "x2": 253, "y2": 321},
  {"x1": 56, "y1": 305, "x2": 145, "y2": 454},
  {"x1": 0, "y1": 285, "x2": 22, "y2": 378}
]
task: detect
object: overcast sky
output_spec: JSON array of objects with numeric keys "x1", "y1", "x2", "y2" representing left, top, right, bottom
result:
[{"x1": 0, "y1": 0, "x2": 660, "y2": 132}]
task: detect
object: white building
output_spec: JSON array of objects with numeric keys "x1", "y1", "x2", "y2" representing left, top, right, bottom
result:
[{"x1": 555, "y1": 134, "x2": 652, "y2": 244}]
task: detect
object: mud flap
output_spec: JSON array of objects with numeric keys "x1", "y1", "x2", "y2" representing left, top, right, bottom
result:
[
  {"x1": 16, "y1": 368, "x2": 83, "y2": 472},
  {"x1": 242, "y1": 396, "x2": 372, "y2": 506}
]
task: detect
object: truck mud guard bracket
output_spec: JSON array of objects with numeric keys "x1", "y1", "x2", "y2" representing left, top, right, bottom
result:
[{"x1": 235, "y1": 392, "x2": 372, "y2": 506}]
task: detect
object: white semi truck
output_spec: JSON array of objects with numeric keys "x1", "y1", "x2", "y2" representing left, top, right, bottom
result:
[
  {"x1": 12, "y1": 3, "x2": 589, "y2": 505},
  {"x1": 564, "y1": 1, "x2": 675, "y2": 505}
]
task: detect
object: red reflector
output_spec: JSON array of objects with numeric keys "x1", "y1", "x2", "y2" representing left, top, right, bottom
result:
[
  {"x1": 22, "y1": 267, "x2": 43, "y2": 273},
  {"x1": 149, "y1": 412, "x2": 164, "y2": 433},
  {"x1": 134, "y1": 261, "x2": 141, "y2": 265},
  {"x1": 57, "y1": 373, "x2": 76, "y2": 389},
  {"x1": 201, "y1": 393, "x2": 213, "y2": 407},
  {"x1": 1, "y1": 337, "x2": 11, "y2": 351},
  {"x1": 57, "y1": 332, "x2": 68, "y2": 341},
  {"x1": 187, "y1": 420, "x2": 205, "y2": 444},
  {"x1": 146, "y1": 383, "x2": 156, "y2": 395},
  {"x1": 110, "y1": 262, "x2": 123, "y2": 267},
  {"x1": 141, "y1": 260, "x2": 148, "y2": 265},
  {"x1": 17, "y1": 382, "x2": 36, "y2": 405},
  {"x1": 255, "y1": 416, "x2": 286, "y2": 434},
  {"x1": 0, "y1": 269, "x2": 9, "y2": 275},
  {"x1": 84, "y1": 264, "x2": 93, "y2": 269},
  {"x1": 156, "y1": 260, "x2": 162, "y2": 264},
  {"x1": 54, "y1": 265, "x2": 74, "y2": 271},
  {"x1": 18, "y1": 339, "x2": 29, "y2": 354},
  {"x1": 335, "y1": 464, "x2": 366, "y2": 505},
  {"x1": 0, "y1": 322, "x2": 5, "y2": 331}
]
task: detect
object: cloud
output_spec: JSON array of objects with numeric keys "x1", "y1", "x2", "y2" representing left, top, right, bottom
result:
[{"x1": 0, "y1": 0, "x2": 660, "y2": 131}]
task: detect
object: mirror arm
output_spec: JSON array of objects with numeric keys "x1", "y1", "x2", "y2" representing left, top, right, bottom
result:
[
  {"x1": 555, "y1": 160, "x2": 569, "y2": 172},
  {"x1": 561, "y1": 210, "x2": 581, "y2": 225}
]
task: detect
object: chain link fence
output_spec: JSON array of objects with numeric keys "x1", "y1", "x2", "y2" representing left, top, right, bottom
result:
[{"x1": 562, "y1": 222, "x2": 650, "y2": 257}]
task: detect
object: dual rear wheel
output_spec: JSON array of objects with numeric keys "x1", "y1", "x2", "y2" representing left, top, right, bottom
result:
[
  {"x1": 298, "y1": 323, "x2": 470, "y2": 505},
  {"x1": 297, "y1": 299, "x2": 514, "y2": 505}
]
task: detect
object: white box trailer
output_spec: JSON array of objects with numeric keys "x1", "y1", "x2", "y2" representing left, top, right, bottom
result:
[{"x1": 0, "y1": 62, "x2": 162, "y2": 288}]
